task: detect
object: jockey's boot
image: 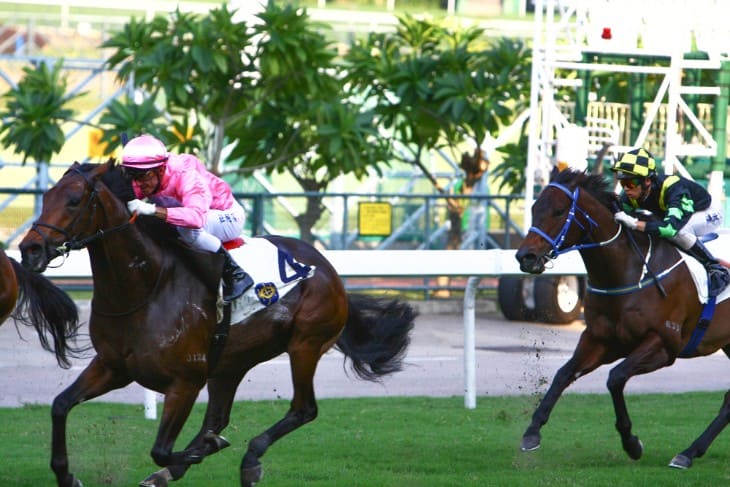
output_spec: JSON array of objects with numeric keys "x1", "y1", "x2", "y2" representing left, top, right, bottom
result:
[
  {"x1": 686, "y1": 240, "x2": 730, "y2": 297},
  {"x1": 217, "y1": 246, "x2": 254, "y2": 303}
]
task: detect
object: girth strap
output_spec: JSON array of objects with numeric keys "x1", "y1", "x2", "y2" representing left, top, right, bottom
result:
[
  {"x1": 678, "y1": 296, "x2": 716, "y2": 358},
  {"x1": 207, "y1": 302, "x2": 232, "y2": 374}
]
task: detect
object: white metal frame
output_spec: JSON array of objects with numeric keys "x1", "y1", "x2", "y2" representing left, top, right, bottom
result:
[{"x1": 526, "y1": 0, "x2": 730, "y2": 227}]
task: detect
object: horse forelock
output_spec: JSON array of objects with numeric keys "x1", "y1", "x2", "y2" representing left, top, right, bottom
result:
[{"x1": 551, "y1": 169, "x2": 617, "y2": 210}]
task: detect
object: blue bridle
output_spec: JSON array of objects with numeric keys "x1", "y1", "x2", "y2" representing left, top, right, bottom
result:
[{"x1": 527, "y1": 182, "x2": 608, "y2": 259}]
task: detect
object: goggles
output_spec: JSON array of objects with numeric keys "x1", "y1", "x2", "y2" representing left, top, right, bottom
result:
[
  {"x1": 619, "y1": 177, "x2": 643, "y2": 190},
  {"x1": 125, "y1": 168, "x2": 158, "y2": 183}
]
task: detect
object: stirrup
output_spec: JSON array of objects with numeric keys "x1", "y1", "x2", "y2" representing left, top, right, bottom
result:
[{"x1": 222, "y1": 274, "x2": 254, "y2": 303}]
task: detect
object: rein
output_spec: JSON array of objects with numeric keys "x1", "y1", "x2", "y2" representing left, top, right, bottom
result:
[{"x1": 530, "y1": 181, "x2": 678, "y2": 296}]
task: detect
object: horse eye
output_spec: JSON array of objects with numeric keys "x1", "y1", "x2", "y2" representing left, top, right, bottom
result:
[
  {"x1": 553, "y1": 207, "x2": 566, "y2": 217},
  {"x1": 67, "y1": 197, "x2": 81, "y2": 207}
]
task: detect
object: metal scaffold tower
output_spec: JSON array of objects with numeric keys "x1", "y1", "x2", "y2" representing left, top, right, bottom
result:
[{"x1": 525, "y1": 0, "x2": 730, "y2": 227}]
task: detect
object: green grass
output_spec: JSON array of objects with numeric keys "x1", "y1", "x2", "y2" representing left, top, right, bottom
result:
[{"x1": 2, "y1": 394, "x2": 729, "y2": 486}]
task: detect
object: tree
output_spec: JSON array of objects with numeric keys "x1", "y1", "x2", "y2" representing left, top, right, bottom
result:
[
  {"x1": 0, "y1": 59, "x2": 81, "y2": 164},
  {"x1": 97, "y1": 6, "x2": 533, "y2": 246},
  {"x1": 224, "y1": 4, "x2": 391, "y2": 243},
  {"x1": 100, "y1": 5, "x2": 257, "y2": 172},
  {"x1": 343, "y1": 16, "x2": 532, "y2": 248},
  {"x1": 99, "y1": 3, "x2": 389, "y2": 244}
]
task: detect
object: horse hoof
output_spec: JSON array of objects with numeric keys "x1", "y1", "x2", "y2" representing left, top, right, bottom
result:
[
  {"x1": 625, "y1": 437, "x2": 643, "y2": 460},
  {"x1": 241, "y1": 464, "x2": 263, "y2": 487},
  {"x1": 520, "y1": 434, "x2": 541, "y2": 452},
  {"x1": 71, "y1": 475, "x2": 84, "y2": 487},
  {"x1": 139, "y1": 468, "x2": 173, "y2": 487},
  {"x1": 204, "y1": 431, "x2": 231, "y2": 452},
  {"x1": 669, "y1": 454, "x2": 692, "y2": 469}
]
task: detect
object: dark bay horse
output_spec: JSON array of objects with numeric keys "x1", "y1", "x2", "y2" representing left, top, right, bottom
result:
[
  {"x1": 515, "y1": 169, "x2": 730, "y2": 469},
  {"x1": 0, "y1": 246, "x2": 81, "y2": 368},
  {"x1": 19, "y1": 160, "x2": 415, "y2": 487}
]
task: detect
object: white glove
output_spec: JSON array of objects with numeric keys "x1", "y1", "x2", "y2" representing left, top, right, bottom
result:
[
  {"x1": 614, "y1": 211, "x2": 638, "y2": 229},
  {"x1": 127, "y1": 199, "x2": 156, "y2": 216}
]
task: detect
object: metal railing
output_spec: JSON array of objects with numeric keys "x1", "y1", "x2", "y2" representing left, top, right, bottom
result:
[{"x1": 0, "y1": 187, "x2": 525, "y2": 251}]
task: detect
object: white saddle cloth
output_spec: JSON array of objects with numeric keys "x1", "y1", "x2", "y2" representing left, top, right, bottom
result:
[{"x1": 221, "y1": 237, "x2": 315, "y2": 324}]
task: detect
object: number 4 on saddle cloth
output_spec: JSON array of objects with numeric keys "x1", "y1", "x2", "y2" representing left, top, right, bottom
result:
[{"x1": 222, "y1": 237, "x2": 315, "y2": 324}]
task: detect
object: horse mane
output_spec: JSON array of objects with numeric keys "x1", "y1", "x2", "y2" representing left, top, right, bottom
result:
[{"x1": 551, "y1": 169, "x2": 619, "y2": 210}]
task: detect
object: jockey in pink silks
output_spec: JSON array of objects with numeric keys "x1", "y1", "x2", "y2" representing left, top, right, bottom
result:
[{"x1": 121, "y1": 134, "x2": 253, "y2": 302}]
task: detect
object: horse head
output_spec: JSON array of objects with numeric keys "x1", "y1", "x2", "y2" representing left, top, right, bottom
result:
[
  {"x1": 20, "y1": 159, "x2": 133, "y2": 272},
  {"x1": 516, "y1": 169, "x2": 620, "y2": 274}
]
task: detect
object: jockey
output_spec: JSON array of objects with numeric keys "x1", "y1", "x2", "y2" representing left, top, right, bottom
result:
[
  {"x1": 121, "y1": 134, "x2": 253, "y2": 303},
  {"x1": 611, "y1": 147, "x2": 730, "y2": 297}
]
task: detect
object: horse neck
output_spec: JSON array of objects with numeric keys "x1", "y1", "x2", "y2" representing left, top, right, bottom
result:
[
  {"x1": 86, "y1": 196, "x2": 167, "y2": 300},
  {"x1": 574, "y1": 191, "x2": 641, "y2": 287}
]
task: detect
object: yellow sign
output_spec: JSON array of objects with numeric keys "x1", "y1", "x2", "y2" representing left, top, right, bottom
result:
[{"x1": 358, "y1": 202, "x2": 392, "y2": 237}]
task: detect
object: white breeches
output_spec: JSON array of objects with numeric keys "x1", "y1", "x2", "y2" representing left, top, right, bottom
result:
[
  {"x1": 177, "y1": 201, "x2": 246, "y2": 252},
  {"x1": 669, "y1": 201, "x2": 723, "y2": 250}
]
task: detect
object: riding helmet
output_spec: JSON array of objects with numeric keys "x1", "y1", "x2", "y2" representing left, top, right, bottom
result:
[
  {"x1": 611, "y1": 148, "x2": 656, "y2": 179},
  {"x1": 121, "y1": 135, "x2": 169, "y2": 169}
]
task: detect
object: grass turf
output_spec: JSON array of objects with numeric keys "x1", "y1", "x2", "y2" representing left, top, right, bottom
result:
[{"x1": 1, "y1": 394, "x2": 729, "y2": 486}]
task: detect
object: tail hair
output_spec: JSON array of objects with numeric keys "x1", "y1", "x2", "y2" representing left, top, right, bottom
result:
[
  {"x1": 335, "y1": 293, "x2": 416, "y2": 381},
  {"x1": 10, "y1": 259, "x2": 89, "y2": 368}
]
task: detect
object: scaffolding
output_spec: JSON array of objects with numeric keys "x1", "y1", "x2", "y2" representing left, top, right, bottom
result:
[{"x1": 525, "y1": 0, "x2": 730, "y2": 227}]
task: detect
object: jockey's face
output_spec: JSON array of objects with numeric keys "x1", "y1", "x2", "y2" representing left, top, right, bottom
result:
[{"x1": 132, "y1": 166, "x2": 165, "y2": 196}]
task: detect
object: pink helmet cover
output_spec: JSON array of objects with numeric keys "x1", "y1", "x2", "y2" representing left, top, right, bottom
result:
[{"x1": 121, "y1": 135, "x2": 169, "y2": 169}]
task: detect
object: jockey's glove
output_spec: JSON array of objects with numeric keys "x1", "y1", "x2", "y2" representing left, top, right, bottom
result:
[
  {"x1": 613, "y1": 211, "x2": 638, "y2": 229},
  {"x1": 127, "y1": 199, "x2": 156, "y2": 216}
]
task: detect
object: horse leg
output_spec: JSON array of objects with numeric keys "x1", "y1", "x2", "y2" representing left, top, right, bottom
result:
[
  {"x1": 147, "y1": 382, "x2": 204, "y2": 469},
  {"x1": 669, "y1": 389, "x2": 730, "y2": 469},
  {"x1": 606, "y1": 333, "x2": 670, "y2": 460},
  {"x1": 521, "y1": 332, "x2": 610, "y2": 452},
  {"x1": 142, "y1": 374, "x2": 244, "y2": 485},
  {"x1": 240, "y1": 343, "x2": 322, "y2": 487},
  {"x1": 51, "y1": 358, "x2": 131, "y2": 487}
]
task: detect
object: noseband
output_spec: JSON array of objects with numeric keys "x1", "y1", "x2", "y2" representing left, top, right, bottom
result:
[{"x1": 528, "y1": 182, "x2": 621, "y2": 259}]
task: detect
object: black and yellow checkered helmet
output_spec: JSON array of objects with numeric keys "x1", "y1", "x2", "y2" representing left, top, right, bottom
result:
[{"x1": 611, "y1": 148, "x2": 656, "y2": 179}]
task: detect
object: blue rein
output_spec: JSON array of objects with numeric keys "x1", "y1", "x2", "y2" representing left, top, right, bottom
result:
[{"x1": 527, "y1": 182, "x2": 603, "y2": 258}]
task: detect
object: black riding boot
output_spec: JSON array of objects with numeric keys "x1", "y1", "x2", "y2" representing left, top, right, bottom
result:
[
  {"x1": 685, "y1": 240, "x2": 730, "y2": 297},
  {"x1": 217, "y1": 247, "x2": 254, "y2": 302}
]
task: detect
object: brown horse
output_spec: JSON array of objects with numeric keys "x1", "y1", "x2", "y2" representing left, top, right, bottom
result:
[
  {"x1": 515, "y1": 169, "x2": 730, "y2": 469},
  {"x1": 19, "y1": 160, "x2": 415, "y2": 487},
  {"x1": 0, "y1": 246, "x2": 81, "y2": 368}
]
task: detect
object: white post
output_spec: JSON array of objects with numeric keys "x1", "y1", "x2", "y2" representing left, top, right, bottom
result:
[
  {"x1": 463, "y1": 276, "x2": 480, "y2": 409},
  {"x1": 144, "y1": 389, "x2": 157, "y2": 420}
]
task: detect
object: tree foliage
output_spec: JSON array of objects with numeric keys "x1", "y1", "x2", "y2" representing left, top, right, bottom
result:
[
  {"x1": 101, "y1": 5, "x2": 257, "y2": 171},
  {"x1": 0, "y1": 59, "x2": 81, "y2": 163}
]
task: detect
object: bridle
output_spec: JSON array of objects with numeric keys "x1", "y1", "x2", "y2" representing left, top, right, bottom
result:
[
  {"x1": 527, "y1": 181, "x2": 622, "y2": 259},
  {"x1": 528, "y1": 181, "x2": 676, "y2": 296},
  {"x1": 28, "y1": 166, "x2": 136, "y2": 260},
  {"x1": 28, "y1": 165, "x2": 162, "y2": 315}
]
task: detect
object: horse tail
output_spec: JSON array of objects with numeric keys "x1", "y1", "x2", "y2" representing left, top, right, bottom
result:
[
  {"x1": 9, "y1": 258, "x2": 86, "y2": 369},
  {"x1": 335, "y1": 294, "x2": 416, "y2": 381}
]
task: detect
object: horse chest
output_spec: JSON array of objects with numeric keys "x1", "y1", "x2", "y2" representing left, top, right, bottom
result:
[{"x1": 586, "y1": 313, "x2": 646, "y2": 345}]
